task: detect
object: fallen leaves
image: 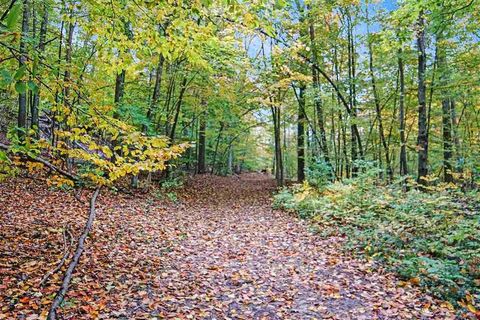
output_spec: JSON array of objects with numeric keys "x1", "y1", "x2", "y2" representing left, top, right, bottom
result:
[{"x1": 0, "y1": 174, "x2": 464, "y2": 319}]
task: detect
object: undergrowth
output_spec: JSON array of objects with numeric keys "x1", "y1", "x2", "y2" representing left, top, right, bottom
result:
[{"x1": 273, "y1": 163, "x2": 480, "y2": 316}]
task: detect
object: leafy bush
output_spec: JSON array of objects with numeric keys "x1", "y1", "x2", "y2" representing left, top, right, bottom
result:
[
  {"x1": 273, "y1": 178, "x2": 480, "y2": 314},
  {"x1": 306, "y1": 159, "x2": 332, "y2": 189}
]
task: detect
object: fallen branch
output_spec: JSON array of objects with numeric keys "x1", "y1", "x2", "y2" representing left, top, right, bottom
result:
[
  {"x1": 0, "y1": 142, "x2": 78, "y2": 182},
  {"x1": 47, "y1": 187, "x2": 101, "y2": 320},
  {"x1": 39, "y1": 226, "x2": 73, "y2": 287}
]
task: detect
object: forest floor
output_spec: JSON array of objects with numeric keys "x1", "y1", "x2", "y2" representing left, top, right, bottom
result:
[{"x1": 0, "y1": 173, "x2": 456, "y2": 319}]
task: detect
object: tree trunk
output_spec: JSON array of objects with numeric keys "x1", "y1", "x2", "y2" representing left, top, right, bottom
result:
[
  {"x1": 168, "y1": 77, "x2": 187, "y2": 144},
  {"x1": 345, "y1": 11, "x2": 362, "y2": 175},
  {"x1": 197, "y1": 109, "x2": 207, "y2": 174},
  {"x1": 52, "y1": 15, "x2": 65, "y2": 146},
  {"x1": 114, "y1": 70, "x2": 126, "y2": 106},
  {"x1": 437, "y1": 34, "x2": 453, "y2": 183},
  {"x1": 271, "y1": 103, "x2": 284, "y2": 186},
  {"x1": 63, "y1": 14, "x2": 74, "y2": 108},
  {"x1": 367, "y1": 25, "x2": 392, "y2": 181},
  {"x1": 450, "y1": 100, "x2": 463, "y2": 175},
  {"x1": 416, "y1": 11, "x2": 429, "y2": 185},
  {"x1": 308, "y1": 21, "x2": 330, "y2": 165},
  {"x1": 211, "y1": 122, "x2": 224, "y2": 174},
  {"x1": 398, "y1": 47, "x2": 408, "y2": 177},
  {"x1": 144, "y1": 55, "x2": 164, "y2": 132},
  {"x1": 296, "y1": 84, "x2": 306, "y2": 182},
  {"x1": 17, "y1": 0, "x2": 29, "y2": 137},
  {"x1": 31, "y1": 2, "x2": 48, "y2": 133}
]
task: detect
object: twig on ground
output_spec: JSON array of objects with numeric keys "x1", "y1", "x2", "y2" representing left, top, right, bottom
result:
[
  {"x1": 47, "y1": 187, "x2": 101, "y2": 320},
  {"x1": 39, "y1": 226, "x2": 73, "y2": 287}
]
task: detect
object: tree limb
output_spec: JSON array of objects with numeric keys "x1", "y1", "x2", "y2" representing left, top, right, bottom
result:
[
  {"x1": 0, "y1": 142, "x2": 78, "y2": 182},
  {"x1": 39, "y1": 226, "x2": 73, "y2": 287},
  {"x1": 47, "y1": 187, "x2": 101, "y2": 320}
]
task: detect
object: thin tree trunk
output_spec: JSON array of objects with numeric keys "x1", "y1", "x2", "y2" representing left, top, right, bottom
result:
[
  {"x1": 197, "y1": 108, "x2": 207, "y2": 174},
  {"x1": 398, "y1": 48, "x2": 408, "y2": 177},
  {"x1": 309, "y1": 20, "x2": 330, "y2": 165},
  {"x1": 367, "y1": 23, "x2": 392, "y2": 181},
  {"x1": 114, "y1": 70, "x2": 126, "y2": 106},
  {"x1": 31, "y1": 2, "x2": 48, "y2": 133},
  {"x1": 437, "y1": 34, "x2": 453, "y2": 183},
  {"x1": 416, "y1": 11, "x2": 429, "y2": 185},
  {"x1": 450, "y1": 100, "x2": 463, "y2": 174},
  {"x1": 17, "y1": 0, "x2": 29, "y2": 137},
  {"x1": 168, "y1": 77, "x2": 187, "y2": 144},
  {"x1": 144, "y1": 55, "x2": 164, "y2": 132},
  {"x1": 296, "y1": 84, "x2": 306, "y2": 182},
  {"x1": 63, "y1": 13, "x2": 74, "y2": 108},
  {"x1": 52, "y1": 15, "x2": 64, "y2": 146},
  {"x1": 346, "y1": 11, "x2": 361, "y2": 175},
  {"x1": 271, "y1": 103, "x2": 284, "y2": 186},
  {"x1": 211, "y1": 122, "x2": 224, "y2": 174}
]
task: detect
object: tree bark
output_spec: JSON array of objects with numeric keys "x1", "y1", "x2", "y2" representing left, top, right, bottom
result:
[
  {"x1": 31, "y1": 2, "x2": 48, "y2": 132},
  {"x1": 210, "y1": 121, "x2": 224, "y2": 174},
  {"x1": 271, "y1": 102, "x2": 284, "y2": 186},
  {"x1": 308, "y1": 19, "x2": 330, "y2": 165},
  {"x1": 437, "y1": 34, "x2": 453, "y2": 183},
  {"x1": 197, "y1": 108, "x2": 207, "y2": 174},
  {"x1": 416, "y1": 11, "x2": 429, "y2": 185},
  {"x1": 398, "y1": 47, "x2": 408, "y2": 177},
  {"x1": 63, "y1": 13, "x2": 74, "y2": 108},
  {"x1": 144, "y1": 55, "x2": 164, "y2": 132},
  {"x1": 345, "y1": 10, "x2": 362, "y2": 175},
  {"x1": 168, "y1": 77, "x2": 187, "y2": 144},
  {"x1": 367, "y1": 25, "x2": 393, "y2": 181},
  {"x1": 296, "y1": 84, "x2": 306, "y2": 182},
  {"x1": 450, "y1": 100, "x2": 463, "y2": 174},
  {"x1": 114, "y1": 70, "x2": 126, "y2": 106},
  {"x1": 17, "y1": 0, "x2": 29, "y2": 137}
]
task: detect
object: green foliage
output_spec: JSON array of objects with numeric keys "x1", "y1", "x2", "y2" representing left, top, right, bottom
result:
[
  {"x1": 155, "y1": 176, "x2": 184, "y2": 203},
  {"x1": 272, "y1": 187, "x2": 296, "y2": 210},
  {"x1": 306, "y1": 158, "x2": 332, "y2": 189},
  {"x1": 160, "y1": 176, "x2": 184, "y2": 191},
  {"x1": 274, "y1": 178, "x2": 480, "y2": 310},
  {"x1": 5, "y1": 2, "x2": 22, "y2": 30}
]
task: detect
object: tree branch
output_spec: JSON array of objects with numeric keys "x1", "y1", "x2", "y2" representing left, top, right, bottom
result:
[
  {"x1": 47, "y1": 187, "x2": 101, "y2": 320},
  {"x1": 0, "y1": 142, "x2": 78, "y2": 182}
]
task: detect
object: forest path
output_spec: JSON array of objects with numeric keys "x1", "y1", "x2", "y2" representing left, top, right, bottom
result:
[
  {"x1": 149, "y1": 173, "x2": 454, "y2": 319},
  {"x1": 0, "y1": 174, "x2": 455, "y2": 319}
]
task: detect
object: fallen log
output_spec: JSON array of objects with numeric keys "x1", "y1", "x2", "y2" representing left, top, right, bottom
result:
[
  {"x1": 47, "y1": 187, "x2": 101, "y2": 320},
  {"x1": 39, "y1": 226, "x2": 73, "y2": 287}
]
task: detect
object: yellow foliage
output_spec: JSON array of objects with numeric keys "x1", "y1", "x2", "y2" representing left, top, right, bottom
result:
[
  {"x1": 25, "y1": 161, "x2": 44, "y2": 173},
  {"x1": 47, "y1": 175, "x2": 75, "y2": 188}
]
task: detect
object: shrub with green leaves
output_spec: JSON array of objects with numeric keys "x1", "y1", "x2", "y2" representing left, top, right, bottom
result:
[{"x1": 273, "y1": 177, "x2": 480, "y2": 311}]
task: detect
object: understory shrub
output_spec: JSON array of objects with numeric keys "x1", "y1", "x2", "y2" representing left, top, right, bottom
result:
[{"x1": 274, "y1": 174, "x2": 480, "y2": 315}]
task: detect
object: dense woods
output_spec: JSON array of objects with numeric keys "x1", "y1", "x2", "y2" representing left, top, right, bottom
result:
[
  {"x1": 0, "y1": 0, "x2": 479, "y2": 318},
  {"x1": 0, "y1": 0, "x2": 479, "y2": 185}
]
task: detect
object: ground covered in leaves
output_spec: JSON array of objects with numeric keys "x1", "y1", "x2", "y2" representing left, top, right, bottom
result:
[{"x1": 1, "y1": 174, "x2": 457, "y2": 319}]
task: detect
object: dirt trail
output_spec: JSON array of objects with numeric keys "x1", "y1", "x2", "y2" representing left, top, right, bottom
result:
[
  {"x1": 149, "y1": 173, "x2": 454, "y2": 319},
  {"x1": 0, "y1": 174, "x2": 455, "y2": 319}
]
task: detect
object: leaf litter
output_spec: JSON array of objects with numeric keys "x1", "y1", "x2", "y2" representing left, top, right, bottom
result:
[{"x1": 0, "y1": 174, "x2": 456, "y2": 319}]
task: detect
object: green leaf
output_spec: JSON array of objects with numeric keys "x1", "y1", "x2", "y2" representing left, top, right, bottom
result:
[
  {"x1": 14, "y1": 66, "x2": 26, "y2": 80},
  {"x1": 0, "y1": 69, "x2": 13, "y2": 87},
  {"x1": 6, "y1": 2, "x2": 22, "y2": 31},
  {"x1": 0, "y1": 150, "x2": 10, "y2": 163},
  {"x1": 15, "y1": 81, "x2": 27, "y2": 93},
  {"x1": 27, "y1": 80, "x2": 38, "y2": 93}
]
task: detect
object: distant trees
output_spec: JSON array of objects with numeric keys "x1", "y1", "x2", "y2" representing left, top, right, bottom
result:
[
  {"x1": 0, "y1": 0, "x2": 478, "y2": 189},
  {"x1": 258, "y1": 0, "x2": 479, "y2": 187}
]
